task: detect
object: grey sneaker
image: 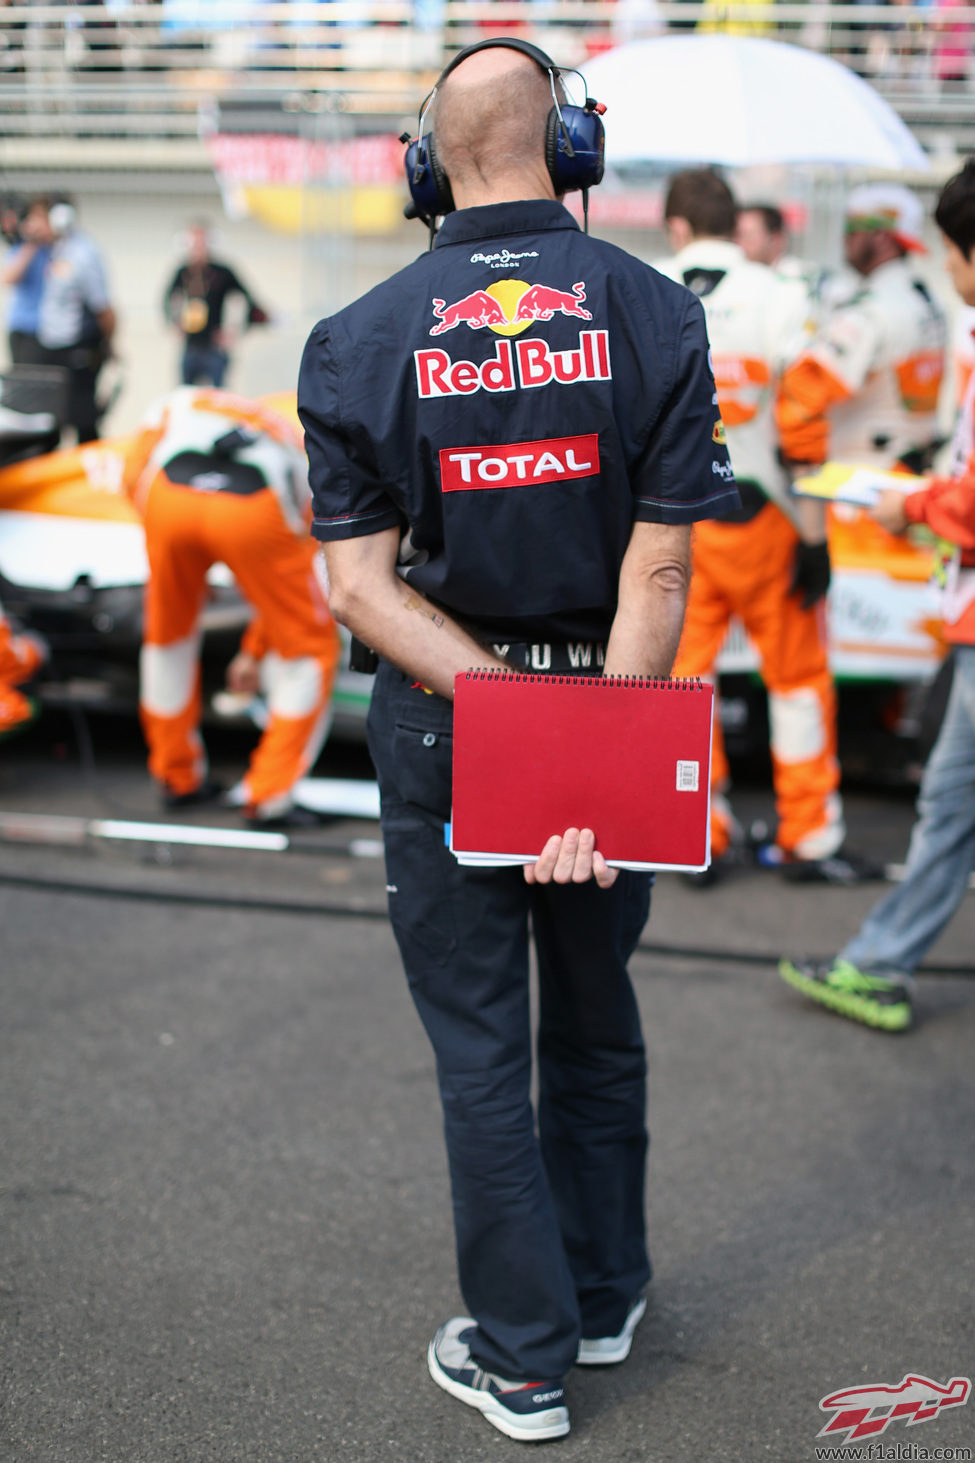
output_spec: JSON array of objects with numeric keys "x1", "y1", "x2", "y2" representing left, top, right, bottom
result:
[
  {"x1": 428, "y1": 1317, "x2": 569, "y2": 1441},
  {"x1": 576, "y1": 1297, "x2": 647, "y2": 1366}
]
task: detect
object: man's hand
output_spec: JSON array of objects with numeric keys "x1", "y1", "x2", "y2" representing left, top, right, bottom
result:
[
  {"x1": 524, "y1": 828, "x2": 619, "y2": 889},
  {"x1": 869, "y1": 487, "x2": 910, "y2": 536},
  {"x1": 790, "y1": 539, "x2": 831, "y2": 610},
  {"x1": 226, "y1": 650, "x2": 261, "y2": 695}
]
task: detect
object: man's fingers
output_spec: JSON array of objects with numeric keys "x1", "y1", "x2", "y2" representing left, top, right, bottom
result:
[
  {"x1": 524, "y1": 829, "x2": 616, "y2": 886},
  {"x1": 571, "y1": 828, "x2": 596, "y2": 882},
  {"x1": 592, "y1": 850, "x2": 620, "y2": 889},
  {"x1": 524, "y1": 833, "x2": 562, "y2": 885},
  {"x1": 553, "y1": 827, "x2": 581, "y2": 883}
]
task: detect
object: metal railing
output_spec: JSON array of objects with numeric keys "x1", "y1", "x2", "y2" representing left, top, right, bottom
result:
[{"x1": 0, "y1": 2, "x2": 973, "y2": 156}]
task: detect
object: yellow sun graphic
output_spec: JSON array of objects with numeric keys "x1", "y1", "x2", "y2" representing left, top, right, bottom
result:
[{"x1": 484, "y1": 278, "x2": 534, "y2": 337}]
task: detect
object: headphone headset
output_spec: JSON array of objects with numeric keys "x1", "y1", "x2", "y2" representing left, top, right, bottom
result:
[
  {"x1": 401, "y1": 37, "x2": 606, "y2": 238},
  {"x1": 48, "y1": 202, "x2": 77, "y2": 236}
]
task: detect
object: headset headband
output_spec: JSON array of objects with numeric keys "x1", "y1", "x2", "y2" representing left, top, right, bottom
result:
[
  {"x1": 401, "y1": 35, "x2": 606, "y2": 239},
  {"x1": 437, "y1": 36, "x2": 562, "y2": 84}
]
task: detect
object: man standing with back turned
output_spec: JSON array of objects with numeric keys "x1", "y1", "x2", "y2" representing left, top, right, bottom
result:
[{"x1": 299, "y1": 39, "x2": 737, "y2": 1443}]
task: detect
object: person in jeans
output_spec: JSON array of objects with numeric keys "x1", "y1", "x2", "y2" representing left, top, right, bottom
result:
[
  {"x1": 163, "y1": 222, "x2": 267, "y2": 388},
  {"x1": 299, "y1": 37, "x2": 737, "y2": 1444},
  {"x1": 780, "y1": 160, "x2": 975, "y2": 1033}
]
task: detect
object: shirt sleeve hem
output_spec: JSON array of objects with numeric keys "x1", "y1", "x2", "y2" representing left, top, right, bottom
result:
[
  {"x1": 633, "y1": 488, "x2": 741, "y2": 524},
  {"x1": 312, "y1": 508, "x2": 403, "y2": 541}
]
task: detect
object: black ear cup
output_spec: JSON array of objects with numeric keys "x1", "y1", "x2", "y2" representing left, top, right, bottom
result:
[
  {"x1": 544, "y1": 107, "x2": 561, "y2": 192},
  {"x1": 426, "y1": 133, "x2": 455, "y2": 217}
]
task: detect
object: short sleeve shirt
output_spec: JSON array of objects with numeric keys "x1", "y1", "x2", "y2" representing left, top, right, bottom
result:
[
  {"x1": 37, "y1": 232, "x2": 111, "y2": 350},
  {"x1": 299, "y1": 199, "x2": 737, "y2": 642},
  {"x1": 5, "y1": 244, "x2": 51, "y2": 334}
]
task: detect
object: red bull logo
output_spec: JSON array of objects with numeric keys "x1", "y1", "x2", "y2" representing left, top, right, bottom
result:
[
  {"x1": 429, "y1": 278, "x2": 593, "y2": 338},
  {"x1": 415, "y1": 332, "x2": 611, "y2": 400},
  {"x1": 818, "y1": 1374, "x2": 971, "y2": 1444}
]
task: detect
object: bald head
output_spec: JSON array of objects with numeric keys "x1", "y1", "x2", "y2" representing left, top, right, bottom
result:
[{"x1": 433, "y1": 47, "x2": 558, "y2": 207}]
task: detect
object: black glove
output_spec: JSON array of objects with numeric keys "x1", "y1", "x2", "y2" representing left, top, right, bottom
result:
[{"x1": 791, "y1": 539, "x2": 831, "y2": 611}]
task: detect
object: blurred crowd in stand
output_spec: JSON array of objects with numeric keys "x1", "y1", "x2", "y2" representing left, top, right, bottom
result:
[{"x1": 0, "y1": 0, "x2": 969, "y2": 93}]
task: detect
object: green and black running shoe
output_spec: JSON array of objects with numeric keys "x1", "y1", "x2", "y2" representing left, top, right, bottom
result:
[{"x1": 778, "y1": 957, "x2": 913, "y2": 1032}]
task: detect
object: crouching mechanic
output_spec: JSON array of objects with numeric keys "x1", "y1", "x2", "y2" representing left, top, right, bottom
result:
[
  {"x1": 299, "y1": 38, "x2": 737, "y2": 1444},
  {"x1": 124, "y1": 387, "x2": 339, "y2": 826}
]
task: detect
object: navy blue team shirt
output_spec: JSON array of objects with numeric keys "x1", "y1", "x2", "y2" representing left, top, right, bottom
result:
[{"x1": 299, "y1": 199, "x2": 738, "y2": 644}]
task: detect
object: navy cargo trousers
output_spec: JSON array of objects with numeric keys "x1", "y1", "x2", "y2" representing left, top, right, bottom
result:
[{"x1": 366, "y1": 660, "x2": 653, "y2": 1382}]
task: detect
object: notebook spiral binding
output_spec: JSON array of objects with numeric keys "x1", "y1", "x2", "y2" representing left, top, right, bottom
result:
[{"x1": 466, "y1": 669, "x2": 704, "y2": 690}]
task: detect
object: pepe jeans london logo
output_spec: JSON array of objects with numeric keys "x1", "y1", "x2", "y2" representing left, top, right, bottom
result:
[
  {"x1": 470, "y1": 249, "x2": 540, "y2": 270},
  {"x1": 816, "y1": 1373, "x2": 971, "y2": 1450}
]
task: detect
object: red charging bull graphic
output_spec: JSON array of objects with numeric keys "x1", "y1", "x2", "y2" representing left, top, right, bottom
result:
[
  {"x1": 428, "y1": 279, "x2": 593, "y2": 337},
  {"x1": 513, "y1": 282, "x2": 592, "y2": 323},
  {"x1": 430, "y1": 291, "x2": 509, "y2": 336},
  {"x1": 818, "y1": 1374, "x2": 971, "y2": 1444}
]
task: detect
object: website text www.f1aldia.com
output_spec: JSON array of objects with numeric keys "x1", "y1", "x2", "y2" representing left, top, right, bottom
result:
[{"x1": 815, "y1": 1446, "x2": 973, "y2": 1461}]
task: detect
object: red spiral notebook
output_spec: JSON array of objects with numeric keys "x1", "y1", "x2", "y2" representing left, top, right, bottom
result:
[{"x1": 450, "y1": 670, "x2": 714, "y2": 873}]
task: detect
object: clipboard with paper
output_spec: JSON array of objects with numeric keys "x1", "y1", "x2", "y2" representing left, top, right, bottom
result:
[{"x1": 792, "y1": 462, "x2": 927, "y2": 507}]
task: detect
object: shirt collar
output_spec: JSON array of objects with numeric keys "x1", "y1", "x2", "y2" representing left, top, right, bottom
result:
[{"x1": 434, "y1": 199, "x2": 580, "y2": 249}]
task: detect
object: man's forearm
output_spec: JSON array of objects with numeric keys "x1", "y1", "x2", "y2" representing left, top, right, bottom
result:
[
  {"x1": 324, "y1": 538, "x2": 504, "y2": 699},
  {"x1": 603, "y1": 522, "x2": 692, "y2": 679},
  {"x1": 603, "y1": 576, "x2": 688, "y2": 679},
  {"x1": 96, "y1": 307, "x2": 116, "y2": 348},
  {"x1": 2, "y1": 244, "x2": 36, "y2": 287},
  {"x1": 796, "y1": 493, "x2": 828, "y2": 545}
]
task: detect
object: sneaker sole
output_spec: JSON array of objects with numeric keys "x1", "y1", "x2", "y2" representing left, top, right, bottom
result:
[
  {"x1": 576, "y1": 1297, "x2": 648, "y2": 1366},
  {"x1": 778, "y1": 960, "x2": 912, "y2": 1032},
  {"x1": 427, "y1": 1339, "x2": 570, "y2": 1441}
]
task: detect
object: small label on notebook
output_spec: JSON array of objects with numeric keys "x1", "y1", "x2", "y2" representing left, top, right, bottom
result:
[{"x1": 676, "y1": 760, "x2": 700, "y2": 792}]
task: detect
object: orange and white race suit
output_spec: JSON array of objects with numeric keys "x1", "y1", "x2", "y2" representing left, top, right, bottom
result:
[
  {"x1": 904, "y1": 345, "x2": 975, "y2": 646},
  {"x1": 655, "y1": 240, "x2": 811, "y2": 516},
  {"x1": 777, "y1": 257, "x2": 947, "y2": 469},
  {"x1": 658, "y1": 240, "x2": 845, "y2": 860},
  {"x1": 126, "y1": 388, "x2": 339, "y2": 819},
  {"x1": 0, "y1": 604, "x2": 46, "y2": 737}
]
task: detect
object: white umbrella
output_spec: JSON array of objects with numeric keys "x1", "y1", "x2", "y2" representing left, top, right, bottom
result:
[{"x1": 581, "y1": 35, "x2": 930, "y2": 172}]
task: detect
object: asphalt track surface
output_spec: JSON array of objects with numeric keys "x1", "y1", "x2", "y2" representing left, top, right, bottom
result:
[{"x1": 2, "y1": 716, "x2": 974, "y2": 1463}]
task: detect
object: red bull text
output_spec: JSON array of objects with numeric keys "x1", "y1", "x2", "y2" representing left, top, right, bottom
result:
[{"x1": 415, "y1": 332, "x2": 611, "y2": 399}]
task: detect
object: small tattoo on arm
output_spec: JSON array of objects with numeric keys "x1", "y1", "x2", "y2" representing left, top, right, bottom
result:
[{"x1": 404, "y1": 593, "x2": 444, "y2": 628}]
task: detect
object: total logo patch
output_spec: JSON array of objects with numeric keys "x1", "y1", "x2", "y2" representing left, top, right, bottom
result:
[
  {"x1": 439, "y1": 433, "x2": 599, "y2": 493},
  {"x1": 429, "y1": 277, "x2": 592, "y2": 337}
]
